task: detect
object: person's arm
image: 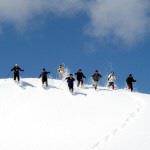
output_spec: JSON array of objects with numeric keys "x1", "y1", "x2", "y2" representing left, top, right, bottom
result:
[
  {"x1": 133, "y1": 78, "x2": 136, "y2": 82},
  {"x1": 83, "y1": 73, "x2": 86, "y2": 78},
  {"x1": 11, "y1": 67, "x2": 14, "y2": 71},
  {"x1": 91, "y1": 74, "x2": 94, "y2": 80},
  {"x1": 65, "y1": 77, "x2": 68, "y2": 80},
  {"x1": 19, "y1": 67, "x2": 24, "y2": 71},
  {"x1": 39, "y1": 73, "x2": 42, "y2": 78},
  {"x1": 107, "y1": 74, "x2": 111, "y2": 81},
  {"x1": 99, "y1": 74, "x2": 102, "y2": 78}
]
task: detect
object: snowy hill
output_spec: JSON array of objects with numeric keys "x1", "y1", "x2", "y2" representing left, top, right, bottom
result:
[{"x1": 0, "y1": 78, "x2": 149, "y2": 150}]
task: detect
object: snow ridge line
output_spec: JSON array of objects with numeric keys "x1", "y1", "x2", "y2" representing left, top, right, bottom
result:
[{"x1": 88, "y1": 93, "x2": 144, "y2": 150}]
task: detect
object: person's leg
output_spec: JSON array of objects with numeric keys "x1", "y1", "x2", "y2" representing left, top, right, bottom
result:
[
  {"x1": 17, "y1": 75, "x2": 20, "y2": 82},
  {"x1": 77, "y1": 80, "x2": 80, "y2": 87},
  {"x1": 70, "y1": 87, "x2": 73, "y2": 93},
  {"x1": 108, "y1": 82, "x2": 112, "y2": 88},
  {"x1": 81, "y1": 79, "x2": 84, "y2": 87},
  {"x1": 69, "y1": 84, "x2": 73, "y2": 93},
  {"x1": 112, "y1": 82, "x2": 115, "y2": 90},
  {"x1": 59, "y1": 72, "x2": 63, "y2": 80},
  {"x1": 131, "y1": 83, "x2": 133, "y2": 92},
  {"x1": 95, "y1": 81, "x2": 98, "y2": 90},
  {"x1": 127, "y1": 83, "x2": 131, "y2": 91},
  {"x1": 14, "y1": 74, "x2": 16, "y2": 81},
  {"x1": 109, "y1": 82, "x2": 114, "y2": 90},
  {"x1": 61, "y1": 72, "x2": 65, "y2": 80},
  {"x1": 45, "y1": 79, "x2": 48, "y2": 87},
  {"x1": 71, "y1": 87, "x2": 74, "y2": 93},
  {"x1": 93, "y1": 80, "x2": 96, "y2": 89},
  {"x1": 42, "y1": 78, "x2": 45, "y2": 86},
  {"x1": 93, "y1": 80, "x2": 95, "y2": 88},
  {"x1": 107, "y1": 82, "x2": 111, "y2": 88},
  {"x1": 71, "y1": 84, "x2": 74, "y2": 93}
]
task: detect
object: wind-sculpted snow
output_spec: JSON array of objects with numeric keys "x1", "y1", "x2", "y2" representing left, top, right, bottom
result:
[{"x1": 0, "y1": 78, "x2": 149, "y2": 150}]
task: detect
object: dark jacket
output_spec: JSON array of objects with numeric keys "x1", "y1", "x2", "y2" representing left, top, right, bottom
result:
[
  {"x1": 126, "y1": 76, "x2": 136, "y2": 84},
  {"x1": 75, "y1": 72, "x2": 86, "y2": 80},
  {"x1": 92, "y1": 72, "x2": 102, "y2": 81},
  {"x1": 11, "y1": 66, "x2": 24, "y2": 75},
  {"x1": 39, "y1": 71, "x2": 50, "y2": 79},
  {"x1": 66, "y1": 77, "x2": 75, "y2": 86}
]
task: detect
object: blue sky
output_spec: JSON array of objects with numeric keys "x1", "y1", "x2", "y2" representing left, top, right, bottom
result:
[{"x1": 0, "y1": 0, "x2": 149, "y2": 93}]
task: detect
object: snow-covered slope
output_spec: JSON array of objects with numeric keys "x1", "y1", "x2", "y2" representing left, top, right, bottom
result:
[{"x1": 0, "y1": 78, "x2": 149, "y2": 150}]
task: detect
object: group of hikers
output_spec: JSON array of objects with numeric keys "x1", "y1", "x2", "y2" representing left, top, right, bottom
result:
[{"x1": 10, "y1": 64, "x2": 137, "y2": 93}]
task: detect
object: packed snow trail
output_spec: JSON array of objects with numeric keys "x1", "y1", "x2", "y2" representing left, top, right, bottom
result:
[
  {"x1": 89, "y1": 92, "x2": 145, "y2": 150},
  {"x1": 0, "y1": 78, "x2": 149, "y2": 150}
]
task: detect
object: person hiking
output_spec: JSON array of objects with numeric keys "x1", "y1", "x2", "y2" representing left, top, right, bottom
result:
[
  {"x1": 57, "y1": 64, "x2": 65, "y2": 79},
  {"x1": 75, "y1": 69, "x2": 86, "y2": 87},
  {"x1": 65, "y1": 74, "x2": 75, "y2": 93},
  {"x1": 11, "y1": 64, "x2": 24, "y2": 82},
  {"x1": 107, "y1": 72, "x2": 116, "y2": 90},
  {"x1": 126, "y1": 74, "x2": 136, "y2": 92},
  {"x1": 39, "y1": 68, "x2": 50, "y2": 87},
  {"x1": 92, "y1": 70, "x2": 102, "y2": 90}
]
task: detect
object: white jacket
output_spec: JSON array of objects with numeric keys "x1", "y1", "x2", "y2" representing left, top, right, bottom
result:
[
  {"x1": 108, "y1": 74, "x2": 116, "y2": 83},
  {"x1": 57, "y1": 66, "x2": 65, "y2": 74}
]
